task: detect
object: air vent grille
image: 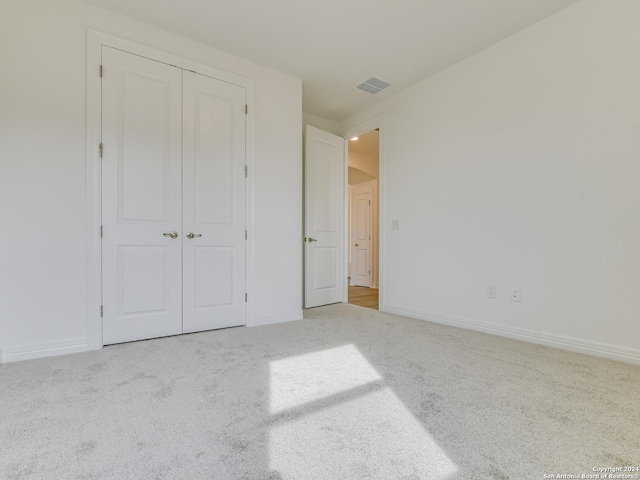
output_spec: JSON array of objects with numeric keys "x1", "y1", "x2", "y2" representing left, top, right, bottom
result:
[{"x1": 356, "y1": 77, "x2": 391, "y2": 95}]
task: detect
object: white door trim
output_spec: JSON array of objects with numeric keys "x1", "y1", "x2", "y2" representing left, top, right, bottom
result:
[
  {"x1": 343, "y1": 115, "x2": 385, "y2": 310},
  {"x1": 86, "y1": 29, "x2": 256, "y2": 350}
]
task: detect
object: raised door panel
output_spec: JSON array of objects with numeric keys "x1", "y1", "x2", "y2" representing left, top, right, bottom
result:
[
  {"x1": 195, "y1": 246, "x2": 234, "y2": 307},
  {"x1": 119, "y1": 73, "x2": 171, "y2": 223},
  {"x1": 102, "y1": 47, "x2": 183, "y2": 345},
  {"x1": 355, "y1": 249, "x2": 368, "y2": 277},
  {"x1": 194, "y1": 93, "x2": 235, "y2": 226},
  {"x1": 313, "y1": 247, "x2": 338, "y2": 290},
  {"x1": 182, "y1": 71, "x2": 246, "y2": 333},
  {"x1": 311, "y1": 141, "x2": 338, "y2": 234}
]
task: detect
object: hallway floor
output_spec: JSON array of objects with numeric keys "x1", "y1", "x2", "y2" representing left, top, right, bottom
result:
[{"x1": 348, "y1": 285, "x2": 379, "y2": 310}]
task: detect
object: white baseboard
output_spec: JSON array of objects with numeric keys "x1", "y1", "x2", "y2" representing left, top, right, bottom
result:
[
  {"x1": 250, "y1": 310, "x2": 303, "y2": 327},
  {"x1": 384, "y1": 304, "x2": 640, "y2": 366},
  {"x1": 2, "y1": 337, "x2": 89, "y2": 363}
]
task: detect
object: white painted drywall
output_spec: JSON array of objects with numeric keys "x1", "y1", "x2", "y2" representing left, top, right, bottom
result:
[
  {"x1": 341, "y1": 0, "x2": 640, "y2": 363},
  {"x1": 303, "y1": 112, "x2": 342, "y2": 136},
  {"x1": 348, "y1": 152, "x2": 379, "y2": 180},
  {"x1": 0, "y1": 0, "x2": 302, "y2": 360}
]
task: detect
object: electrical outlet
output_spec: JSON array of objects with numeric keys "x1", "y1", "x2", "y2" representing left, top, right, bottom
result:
[
  {"x1": 487, "y1": 284, "x2": 496, "y2": 299},
  {"x1": 391, "y1": 220, "x2": 400, "y2": 231},
  {"x1": 511, "y1": 287, "x2": 521, "y2": 302}
]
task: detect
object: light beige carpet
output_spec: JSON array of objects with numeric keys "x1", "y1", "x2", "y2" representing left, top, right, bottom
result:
[{"x1": 1, "y1": 303, "x2": 639, "y2": 479}]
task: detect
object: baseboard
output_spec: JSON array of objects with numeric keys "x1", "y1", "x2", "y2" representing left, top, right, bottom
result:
[
  {"x1": 384, "y1": 304, "x2": 640, "y2": 366},
  {"x1": 2, "y1": 337, "x2": 89, "y2": 363},
  {"x1": 250, "y1": 310, "x2": 303, "y2": 327},
  {"x1": 371, "y1": 283, "x2": 379, "y2": 289}
]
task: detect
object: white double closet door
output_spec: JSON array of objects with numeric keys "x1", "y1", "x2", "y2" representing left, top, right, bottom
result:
[{"x1": 101, "y1": 47, "x2": 246, "y2": 345}]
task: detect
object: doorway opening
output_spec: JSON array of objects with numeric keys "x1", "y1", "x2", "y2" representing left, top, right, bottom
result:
[{"x1": 347, "y1": 129, "x2": 380, "y2": 310}]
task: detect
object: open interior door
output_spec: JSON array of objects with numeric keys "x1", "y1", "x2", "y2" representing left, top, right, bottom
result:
[{"x1": 304, "y1": 125, "x2": 345, "y2": 308}]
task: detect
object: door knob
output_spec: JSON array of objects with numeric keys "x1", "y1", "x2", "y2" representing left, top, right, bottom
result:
[
  {"x1": 355, "y1": 243, "x2": 360, "y2": 246},
  {"x1": 163, "y1": 231, "x2": 178, "y2": 239},
  {"x1": 307, "y1": 237, "x2": 317, "y2": 242},
  {"x1": 186, "y1": 232, "x2": 202, "y2": 239}
]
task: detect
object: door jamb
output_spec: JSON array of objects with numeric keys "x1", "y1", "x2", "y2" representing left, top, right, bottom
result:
[
  {"x1": 343, "y1": 115, "x2": 385, "y2": 310},
  {"x1": 86, "y1": 30, "x2": 256, "y2": 350}
]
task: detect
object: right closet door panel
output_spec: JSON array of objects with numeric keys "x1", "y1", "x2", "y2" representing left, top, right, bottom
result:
[{"x1": 182, "y1": 71, "x2": 247, "y2": 333}]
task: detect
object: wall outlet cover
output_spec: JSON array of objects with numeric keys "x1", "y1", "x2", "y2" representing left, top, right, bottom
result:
[{"x1": 511, "y1": 287, "x2": 521, "y2": 302}]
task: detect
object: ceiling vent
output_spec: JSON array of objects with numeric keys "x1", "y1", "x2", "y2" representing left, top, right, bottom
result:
[{"x1": 356, "y1": 77, "x2": 391, "y2": 94}]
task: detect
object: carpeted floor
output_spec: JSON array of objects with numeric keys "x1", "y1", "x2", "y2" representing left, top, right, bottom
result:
[{"x1": 1, "y1": 304, "x2": 639, "y2": 479}]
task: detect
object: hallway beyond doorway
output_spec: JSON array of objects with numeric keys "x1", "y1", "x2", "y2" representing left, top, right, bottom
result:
[{"x1": 348, "y1": 286, "x2": 379, "y2": 310}]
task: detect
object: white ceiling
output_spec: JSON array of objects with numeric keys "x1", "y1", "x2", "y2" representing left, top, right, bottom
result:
[{"x1": 85, "y1": 0, "x2": 580, "y2": 121}]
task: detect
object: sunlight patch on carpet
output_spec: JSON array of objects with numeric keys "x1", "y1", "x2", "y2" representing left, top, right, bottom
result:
[
  {"x1": 268, "y1": 345, "x2": 458, "y2": 479},
  {"x1": 269, "y1": 344, "x2": 382, "y2": 414}
]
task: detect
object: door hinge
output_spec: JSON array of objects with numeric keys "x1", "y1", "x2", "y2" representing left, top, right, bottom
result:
[
  {"x1": 100, "y1": 225, "x2": 103, "y2": 238},
  {"x1": 369, "y1": 200, "x2": 371, "y2": 205},
  {"x1": 100, "y1": 305, "x2": 104, "y2": 317},
  {"x1": 99, "y1": 143, "x2": 104, "y2": 158},
  {"x1": 245, "y1": 230, "x2": 247, "y2": 240},
  {"x1": 99, "y1": 65, "x2": 103, "y2": 78},
  {"x1": 245, "y1": 293, "x2": 248, "y2": 303},
  {"x1": 245, "y1": 165, "x2": 248, "y2": 178},
  {"x1": 245, "y1": 104, "x2": 248, "y2": 115}
]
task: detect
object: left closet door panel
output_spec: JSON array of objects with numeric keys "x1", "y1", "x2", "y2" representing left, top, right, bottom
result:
[{"x1": 102, "y1": 47, "x2": 183, "y2": 345}]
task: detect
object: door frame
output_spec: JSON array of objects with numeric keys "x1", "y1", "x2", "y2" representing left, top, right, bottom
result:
[
  {"x1": 343, "y1": 116, "x2": 385, "y2": 310},
  {"x1": 86, "y1": 30, "x2": 256, "y2": 350}
]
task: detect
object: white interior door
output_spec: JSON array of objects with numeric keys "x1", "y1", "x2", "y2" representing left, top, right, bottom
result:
[
  {"x1": 351, "y1": 190, "x2": 372, "y2": 287},
  {"x1": 101, "y1": 47, "x2": 183, "y2": 345},
  {"x1": 182, "y1": 71, "x2": 246, "y2": 333},
  {"x1": 304, "y1": 125, "x2": 345, "y2": 308}
]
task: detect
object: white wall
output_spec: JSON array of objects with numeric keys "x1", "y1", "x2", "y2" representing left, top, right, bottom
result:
[
  {"x1": 303, "y1": 113, "x2": 342, "y2": 136},
  {"x1": 0, "y1": 0, "x2": 302, "y2": 360},
  {"x1": 348, "y1": 152, "x2": 379, "y2": 180},
  {"x1": 342, "y1": 0, "x2": 640, "y2": 364}
]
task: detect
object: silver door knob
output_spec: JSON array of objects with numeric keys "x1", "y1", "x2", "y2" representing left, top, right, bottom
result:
[
  {"x1": 186, "y1": 232, "x2": 202, "y2": 239},
  {"x1": 307, "y1": 237, "x2": 317, "y2": 242},
  {"x1": 163, "y1": 231, "x2": 178, "y2": 239}
]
